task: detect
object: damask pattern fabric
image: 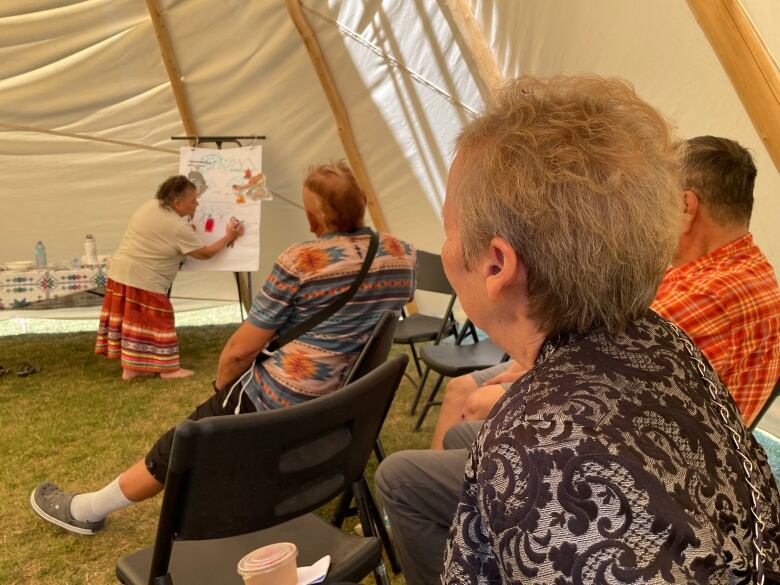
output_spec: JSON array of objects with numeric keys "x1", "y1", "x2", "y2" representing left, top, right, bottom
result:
[
  {"x1": 652, "y1": 233, "x2": 780, "y2": 426},
  {"x1": 247, "y1": 227, "x2": 416, "y2": 409},
  {"x1": 442, "y1": 310, "x2": 780, "y2": 584}
]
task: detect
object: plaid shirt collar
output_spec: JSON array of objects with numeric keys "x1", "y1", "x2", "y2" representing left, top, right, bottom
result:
[{"x1": 665, "y1": 232, "x2": 754, "y2": 280}]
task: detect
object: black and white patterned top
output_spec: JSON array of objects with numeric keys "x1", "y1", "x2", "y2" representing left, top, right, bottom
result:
[{"x1": 442, "y1": 311, "x2": 780, "y2": 584}]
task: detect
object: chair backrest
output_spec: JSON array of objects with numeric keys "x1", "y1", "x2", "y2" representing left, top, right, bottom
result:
[
  {"x1": 345, "y1": 311, "x2": 398, "y2": 385},
  {"x1": 152, "y1": 355, "x2": 408, "y2": 552},
  {"x1": 749, "y1": 378, "x2": 780, "y2": 431},
  {"x1": 415, "y1": 250, "x2": 454, "y2": 296}
]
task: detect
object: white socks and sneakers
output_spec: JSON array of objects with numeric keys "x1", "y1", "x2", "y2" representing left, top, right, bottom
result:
[{"x1": 69, "y1": 477, "x2": 134, "y2": 523}]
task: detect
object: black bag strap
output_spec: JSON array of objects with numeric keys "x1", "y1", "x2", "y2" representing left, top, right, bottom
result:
[{"x1": 256, "y1": 230, "x2": 379, "y2": 365}]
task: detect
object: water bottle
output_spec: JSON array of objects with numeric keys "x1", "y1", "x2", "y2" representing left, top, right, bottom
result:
[
  {"x1": 84, "y1": 234, "x2": 98, "y2": 265},
  {"x1": 34, "y1": 241, "x2": 47, "y2": 268}
]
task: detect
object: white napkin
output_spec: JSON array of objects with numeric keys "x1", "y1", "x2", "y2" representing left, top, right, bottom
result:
[{"x1": 296, "y1": 555, "x2": 330, "y2": 585}]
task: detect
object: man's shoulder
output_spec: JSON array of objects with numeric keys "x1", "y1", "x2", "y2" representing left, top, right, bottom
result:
[
  {"x1": 377, "y1": 233, "x2": 416, "y2": 266},
  {"x1": 273, "y1": 238, "x2": 329, "y2": 276},
  {"x1": 693, "y1": 239, "x2": 778, "y2": 290},
  {"x1": 658, "y1": 253, "x2": 776, "y2": 306},
  {"x1": 687, "y1": 252, "x2": 780, "y2": 321}
]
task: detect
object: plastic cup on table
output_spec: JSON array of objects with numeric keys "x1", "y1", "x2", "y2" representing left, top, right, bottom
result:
[{"x1": 237, "y1": 542, "x2": 298, "y2": 585}]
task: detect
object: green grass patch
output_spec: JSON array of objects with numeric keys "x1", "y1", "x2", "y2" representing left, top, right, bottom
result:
[{"x1": 0, "y1": 325, "x2": 434, "y2": 584}]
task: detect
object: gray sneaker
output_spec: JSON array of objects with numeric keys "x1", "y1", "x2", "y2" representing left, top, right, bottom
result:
[{"x1": 30, "y1": 482, "x2": 104, "y2": 535}]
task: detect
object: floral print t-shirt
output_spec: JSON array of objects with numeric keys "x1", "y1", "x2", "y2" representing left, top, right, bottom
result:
[{"x1": 246, "y1": 227, "x2": 416, "y2": 409}]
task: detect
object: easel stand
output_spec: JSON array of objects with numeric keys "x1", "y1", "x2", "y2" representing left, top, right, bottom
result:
[{"x1": 171, "y1": 135, "x2": 267, "y2": 318}]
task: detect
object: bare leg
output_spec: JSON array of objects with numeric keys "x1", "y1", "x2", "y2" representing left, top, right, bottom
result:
[
  {"x1": 463, "y1": 384, "x2": 507, "y2": 421},
  {"x1": 118, "y1": 459, "x2": 164, "y2": 501},
  {"x1": 430, "y1": 374, "x2": 478, "y2": 450}
]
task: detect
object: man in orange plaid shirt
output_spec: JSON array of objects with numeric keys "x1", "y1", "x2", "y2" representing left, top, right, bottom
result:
[{"x1": 652, "y1": 135, "x2": 780, "y2": 426}]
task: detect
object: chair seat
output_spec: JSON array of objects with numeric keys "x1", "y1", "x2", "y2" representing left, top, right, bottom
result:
[
  {"x1": 116, "y1": 513, "x2": 381, "y2": 585},
  {"x1": 393, "y1": 314, "x2": 452, "y2": 343},
  {"x1": 420, "y1": 339, "x2": 506, "y2": 378}
]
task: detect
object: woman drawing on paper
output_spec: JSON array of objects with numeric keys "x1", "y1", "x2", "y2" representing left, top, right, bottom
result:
[{"x1": 96, "y1": 175, "x2": 244, "y2": 381}]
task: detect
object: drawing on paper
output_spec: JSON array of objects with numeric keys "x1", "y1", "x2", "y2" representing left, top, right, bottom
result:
[
  {"x1": 188, "y1": 170, "x2": 209, "y2": 196},
  {"x1": 232, "y1": 169, "x2": 267, "y2": 203},
  {"x1": 179, "y1": 146, "x2": 263, "y2": 272}
]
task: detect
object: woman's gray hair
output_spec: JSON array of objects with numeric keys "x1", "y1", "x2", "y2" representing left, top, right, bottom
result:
[
  {"x1": 156, "y1": 175, "x2": 196, "y2": 208},
  {"x1": 453, "y1": 76, "x2": 683, "y2": 335}
]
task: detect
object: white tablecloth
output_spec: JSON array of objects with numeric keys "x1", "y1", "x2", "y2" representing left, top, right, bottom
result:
[{"x1": 0, "y1": 264, "x2": 107, "y2": 310}]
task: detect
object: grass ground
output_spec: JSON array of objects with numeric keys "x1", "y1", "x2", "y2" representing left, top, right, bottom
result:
[{"x1": 0, "y1": 325, "x2": 433, "y2": 584}]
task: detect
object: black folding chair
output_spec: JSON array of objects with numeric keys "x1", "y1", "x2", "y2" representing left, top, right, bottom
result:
[
  {"x1": 412, "y1": 320, "x2": 508, "y2": 431},
  {"x1": 115, "y1": 355, "x2": 408, "y2": 585},
  {"x1": 394, "y1": 250, "x2": 458, "y2": 379},
  {"x1": 330, "y1": 311, "x2": 401, "y2": 572},
  {"x1": 344, "y1": 311, "x2": 400, "y2": 463},
  {"x1": 749, "y1": 378, "x2": 780, "y2": 432}
]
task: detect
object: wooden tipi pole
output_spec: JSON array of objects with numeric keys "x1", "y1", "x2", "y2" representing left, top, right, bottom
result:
[
  {"x1": 146, "y1": 0, "x2": 199, "y2": 143},
  {"x1": 284, "y1": 0, "x2": 390, "y2": 234},
  {"x1": 444, "y1": 0, "x2": 504, "y2": 101},
  {"x1": 687, "y1": 0, "x2": 780, "y2": 173}
]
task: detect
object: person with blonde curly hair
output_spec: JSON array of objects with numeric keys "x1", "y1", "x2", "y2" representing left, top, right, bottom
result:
[{"x1": 377, "y1": 76, "x2": 780, "y2": 585}]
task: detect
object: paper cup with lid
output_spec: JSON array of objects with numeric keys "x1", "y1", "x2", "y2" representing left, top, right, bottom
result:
[{"x1": 237, "y1": 542, "x2": 298, "y2": 585}]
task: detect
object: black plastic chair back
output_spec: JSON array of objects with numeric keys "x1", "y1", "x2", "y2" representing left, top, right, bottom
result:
[
  {"x1": 408, "y1": 250, "x2": 458, "y2": 345},
  {"x1": 151, "y1": 356, "x2": 408, "y2": 560},
  {"x1": 415, "y1": 250, "x2": 454, "y2": 296},
  {"x1": 345, "y1": 311, "x2": 398, "y2": 385}
]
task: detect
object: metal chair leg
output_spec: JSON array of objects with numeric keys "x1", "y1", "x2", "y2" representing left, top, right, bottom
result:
[
  {"x1": 373, "y1": 438, "x2": 387, "y2": 462},
  {"x1": 334, "y1": 474, "x2": 399, "y2": 573},
  {"x1": 409, "y1": 343, "x2": 423, "y2": 377},
  {"x1": 353, "y1": 480, "x2": 393, "y2": 584},
  {"x1": 364, "y1": 479, "x2": 401, "y2": 574},
  {"x1": 373, "y1": 560, "x2": 391, "y2": 585},
  {"x1": 414, "y1": 374, "x2": 444, "y2": 431},
  {"x1": 409, "y1": 366, "x2": 431, "y2": 415},
  {"x1": 331, "y1": 489, "x2": 353, "y2": 528}
]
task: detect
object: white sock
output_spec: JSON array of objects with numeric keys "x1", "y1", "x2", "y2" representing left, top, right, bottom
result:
[{"x1": 69, "y1": 477, "x2": 133, "y2": 522}]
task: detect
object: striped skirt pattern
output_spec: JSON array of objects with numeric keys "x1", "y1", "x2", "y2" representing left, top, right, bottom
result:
[{"x1": 95, "y1": 279, "x2": 180, "y2": 372}]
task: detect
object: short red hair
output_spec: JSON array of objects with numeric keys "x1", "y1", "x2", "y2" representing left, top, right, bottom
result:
[{"x1": 304, "y1": 160, "x2": 366, "y2": 232}]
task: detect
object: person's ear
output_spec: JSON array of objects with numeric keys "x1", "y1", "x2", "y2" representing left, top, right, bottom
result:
[
  {"x1": 681, "y1": 190, "x2": 699, "y2": 234},
  {"x1": 484, "y1": 237, "x2": 523, "y2": 302},
  {"x1": 305, "y1": 210, "x2": 320, "y2": 235}
]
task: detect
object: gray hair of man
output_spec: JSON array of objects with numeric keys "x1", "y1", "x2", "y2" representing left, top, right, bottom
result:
[{"x1": 682, "y1": 135, "x2": 756, "y2": 227}]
